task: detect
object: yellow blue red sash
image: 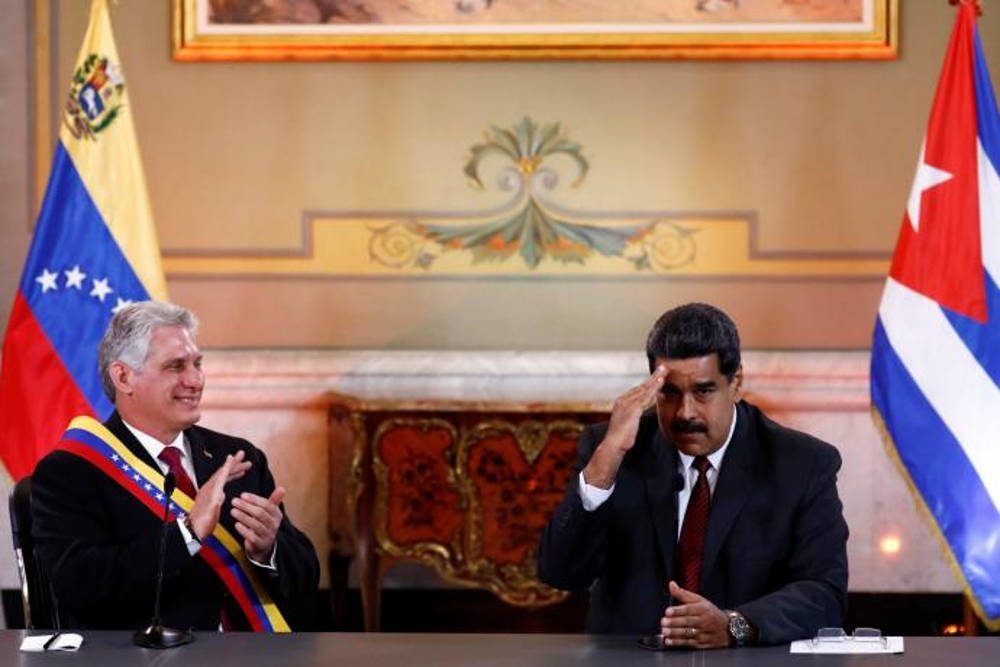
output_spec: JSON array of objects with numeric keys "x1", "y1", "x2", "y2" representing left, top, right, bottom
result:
[{"x1": 58, "y1": 416, "x2": 290, "y2": 632}]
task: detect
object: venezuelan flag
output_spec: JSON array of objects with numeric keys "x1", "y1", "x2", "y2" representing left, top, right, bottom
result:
[{"x1": 0, "y1": 0, "x2": 166, "y2": 481}]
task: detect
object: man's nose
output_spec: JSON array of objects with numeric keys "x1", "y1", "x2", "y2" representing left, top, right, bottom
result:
[
  {"x1": 677, "y1": 393, "x2": 697, "y2": 419},
  {"x1": 181, "y1": 365, "x2": 204, "y2": 387}
]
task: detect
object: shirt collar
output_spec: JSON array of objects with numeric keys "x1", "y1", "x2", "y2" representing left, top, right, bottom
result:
[
  {"x1": 677, "y1": 403, "x2": 738, "y2": 473},
  {"x1": 121, "y1": 418, "x2": 187, "y2": 464}
]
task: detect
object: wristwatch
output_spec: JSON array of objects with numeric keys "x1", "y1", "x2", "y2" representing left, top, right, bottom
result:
[
  {"x1": 180, "y1": 513, "x2": 201, "y2": 544},
  {"x1": 725, "y1": 610, "x2": 752, "y2": 647}
]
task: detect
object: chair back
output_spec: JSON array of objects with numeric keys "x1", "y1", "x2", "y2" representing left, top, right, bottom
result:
[{"x1": 9, "y1": 476, "x2": 57, "y2": 629}]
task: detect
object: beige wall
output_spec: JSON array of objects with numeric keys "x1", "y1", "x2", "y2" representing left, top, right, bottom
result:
[
  {"x1": 0, "y1": 1, "x2": 30, "y2": 330},
  {"x1": 3, "y1": 0, "x2": 999, "y2": 349}
]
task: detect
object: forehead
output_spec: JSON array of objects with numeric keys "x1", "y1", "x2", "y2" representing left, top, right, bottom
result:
[
  {"x1": 654, "y1": 354, "x2": 725, "y2": 382},
  {"x1": 147, "y1": 326, "x2": 200, "y2": 359}
]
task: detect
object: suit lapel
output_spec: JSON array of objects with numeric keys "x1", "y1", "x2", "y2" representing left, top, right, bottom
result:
[
  {"x1": 642, "y1": 422, "x2": 680, "y2": 584},
  {"x1": 700, "y1": 402, "x2": 754, "y2": 591},
  {"x1": 186, "y1": 426, "x2": 218, "y2": 488},
  {"x1": 106, "y1": 413, "x2": 218, "y2": 490}
]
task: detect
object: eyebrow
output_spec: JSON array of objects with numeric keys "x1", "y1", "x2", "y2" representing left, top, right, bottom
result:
[{"x1": 161, "y1": 355, "x2": 201, "y2": 367}]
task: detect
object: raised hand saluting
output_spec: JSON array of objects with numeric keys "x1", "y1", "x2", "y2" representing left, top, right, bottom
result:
[{"x1": 582, "y1": 365, "x2": 666, "y2": 489}]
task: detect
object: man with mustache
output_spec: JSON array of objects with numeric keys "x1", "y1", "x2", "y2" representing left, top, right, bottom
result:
[
  {"x1": 31, "y1": 301, "x2": 319, "y2": 630},
  {"x1": 538, "y1": 303, "x2": 848, "y2": 647}
]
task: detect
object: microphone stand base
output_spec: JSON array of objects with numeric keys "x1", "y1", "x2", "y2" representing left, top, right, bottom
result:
[{"x1": 133, "y1": 624, "x2": 194, "y2": 649}]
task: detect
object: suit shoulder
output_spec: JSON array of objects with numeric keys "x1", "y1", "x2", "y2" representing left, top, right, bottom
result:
[
  {"x1": 31, "y1": 448, "x2": 106, "y2": 511},
  {"x1": 33, "y1": 447, "x2": 95, "y2": 480},
  {"x1": 187, "y1": 423, "x2": 248, "y2": 446},
  {"x1": 188, "y1": 425, "x2": 258, "y2": 456},
  {"x1": 743, "y1": 403, "x2": 841, "y2": 465}
]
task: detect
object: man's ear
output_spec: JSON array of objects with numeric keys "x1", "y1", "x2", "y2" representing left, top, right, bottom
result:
[
  {"x1": 109, "y1": 360, "x2": 135, "y2": 398},
  {"x1": 730, "y1": 364, "x2": 744, "y2": 403}
]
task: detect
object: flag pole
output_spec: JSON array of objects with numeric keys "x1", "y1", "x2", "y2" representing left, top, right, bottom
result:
[{"x1": 963, "y1": 596, "x2": 979, "y2": 636}]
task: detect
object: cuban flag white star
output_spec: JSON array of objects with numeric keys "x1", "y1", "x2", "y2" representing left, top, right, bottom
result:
[
  {"x1": 112, "y1": 297, "x2": 134, "y2": 314},
  {"x1": 35, "y1": 269, "x2": 59, "y2": 293},
  {"x1": 64, "y1": 265, "x2": 86, "y2": 289},
  {"x1": 907, "y1": 139, "x2": 954, "y2": 232},
  {"x1": 90, "y1": 277, "x2": 113, "y2": 302}
]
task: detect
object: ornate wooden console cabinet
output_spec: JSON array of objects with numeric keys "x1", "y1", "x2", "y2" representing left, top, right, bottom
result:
[{"x1": 333, "y1": 395, "x2": 609, "y2": 631}]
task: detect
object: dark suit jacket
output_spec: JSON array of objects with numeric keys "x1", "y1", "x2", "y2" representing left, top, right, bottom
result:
[
  {"x1": 31, "y1": 412, "x2": 319, "y2": 631},
  {"x1": 537, "y1": 401, "x2": 848, "y2": 644}
]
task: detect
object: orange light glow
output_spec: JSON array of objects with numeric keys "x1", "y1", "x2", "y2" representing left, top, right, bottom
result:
[{"x1": 879, "y1": 535, "x2": 902, "y2": 556}]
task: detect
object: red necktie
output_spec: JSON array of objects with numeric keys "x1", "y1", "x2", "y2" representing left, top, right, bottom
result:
[
  {"x1": 158, "y1": 446, "x2": 198, "y2": 498},
  {"x1": 157, "y1": 445, "x2": 236, "y2": 630},
  {"x1": 677, "y1": 456, "x2": 711, "y2": 593}
]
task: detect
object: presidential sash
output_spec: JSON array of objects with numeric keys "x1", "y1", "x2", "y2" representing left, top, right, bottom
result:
[{"x1": 58, "y1": 416, "x2": 291, "y2": 632}]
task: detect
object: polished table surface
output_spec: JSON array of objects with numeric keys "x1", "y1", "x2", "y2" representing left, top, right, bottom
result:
[{"x1": 3, "y1": 631, "x2": 997, "y2": 666}]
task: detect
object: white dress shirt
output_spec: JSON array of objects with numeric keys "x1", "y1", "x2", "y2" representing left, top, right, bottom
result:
[
  {"x1": 579, "y1": 405, "x2": 739, "y2": 538},
  {"x1": 122, "y1": 420, "x2": 203, "y2": 555}
]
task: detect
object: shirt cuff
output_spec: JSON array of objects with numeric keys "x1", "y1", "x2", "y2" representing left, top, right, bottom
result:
[
  {"x1": 578, "y1": 471, "x2": 615, "y2": 511},
  {"x1": 248, "y1": 543, "x2": 278, "y2": 571},
  {"x1": 176, "y1": 516, "x2": 201, "y2": 556}
]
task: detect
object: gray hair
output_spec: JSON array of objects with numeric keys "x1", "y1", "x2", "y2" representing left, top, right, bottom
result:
[{"x1": 98, "y1": 301, "x2": 200, "y2": 402}]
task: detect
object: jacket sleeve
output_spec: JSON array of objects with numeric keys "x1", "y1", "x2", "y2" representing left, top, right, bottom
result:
[
  {"x1": 737, "y1": 444, "x2": 850, "y2": 644},
  {"x1": 537, "y1": 424, "x2": 615, "y2": 591},
  {"x1": 31, "y1": 450, "x2": 197, "y2": 611},
  {"x1": 241, "y1": 446, "x2": 320, "y2": 615}
]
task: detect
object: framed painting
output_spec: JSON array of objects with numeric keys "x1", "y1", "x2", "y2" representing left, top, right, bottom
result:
[{"x1": 171, "y1": 0, "x2": 898, "y2": 61}]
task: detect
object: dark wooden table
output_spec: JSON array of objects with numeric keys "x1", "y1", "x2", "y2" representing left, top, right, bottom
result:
[{"x1": 4, "y1": 631, "x2": 998, "y2": 666}]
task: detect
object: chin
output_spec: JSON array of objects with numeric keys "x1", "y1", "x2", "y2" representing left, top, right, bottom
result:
[
  {"x1": 174, "y1": 409, "x2": 201, "y2": 429},
  {"x1": 674, "y1": 438, "x2": 715, "y2": 457}
]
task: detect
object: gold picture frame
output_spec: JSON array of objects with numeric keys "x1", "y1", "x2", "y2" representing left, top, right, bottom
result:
[{"x1": 171, "y1": 0, "x2": 898, "y2": 62}]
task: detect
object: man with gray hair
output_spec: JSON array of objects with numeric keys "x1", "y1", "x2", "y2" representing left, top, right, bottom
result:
[{"x1": 31, "y1": 301, "x2": 319, "y2": 631}]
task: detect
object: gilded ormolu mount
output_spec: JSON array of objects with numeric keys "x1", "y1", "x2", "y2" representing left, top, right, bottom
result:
[{"x1": 368, "y1": 117, "x2": 697, "y2": 272}]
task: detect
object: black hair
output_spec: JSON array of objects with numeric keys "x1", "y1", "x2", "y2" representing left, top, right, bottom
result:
[{"x1": 645, "y1": 303, "x2": 741, "y2": 379}]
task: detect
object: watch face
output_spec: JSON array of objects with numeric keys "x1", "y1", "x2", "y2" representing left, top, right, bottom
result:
[{"x1": 728, "y1": 614, "x2": 750, "y2": 643}]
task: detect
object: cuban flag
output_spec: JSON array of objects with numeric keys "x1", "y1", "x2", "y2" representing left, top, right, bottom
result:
[
  {"x1": 0, "y1": 0, "x2": 167, "y2": 481},
  {"x1": 871, "y1": 2, "x2": 1000, "y2": 630}
]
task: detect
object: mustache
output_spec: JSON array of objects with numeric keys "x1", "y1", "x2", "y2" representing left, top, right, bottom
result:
[{"x1": 670, "y1": 419, "x2": 707, "y2": 434}]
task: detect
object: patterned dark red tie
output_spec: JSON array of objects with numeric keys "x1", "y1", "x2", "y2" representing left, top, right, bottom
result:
[
  {"x1": 158, "y1": 445, "x2": 236, "y2": 630},
  {"x1": 158, "y1": 446, "x2": 197, "y2": 498},
  {"x1": 677, "y1": 456, "x2": 712, "y2": 593}
]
